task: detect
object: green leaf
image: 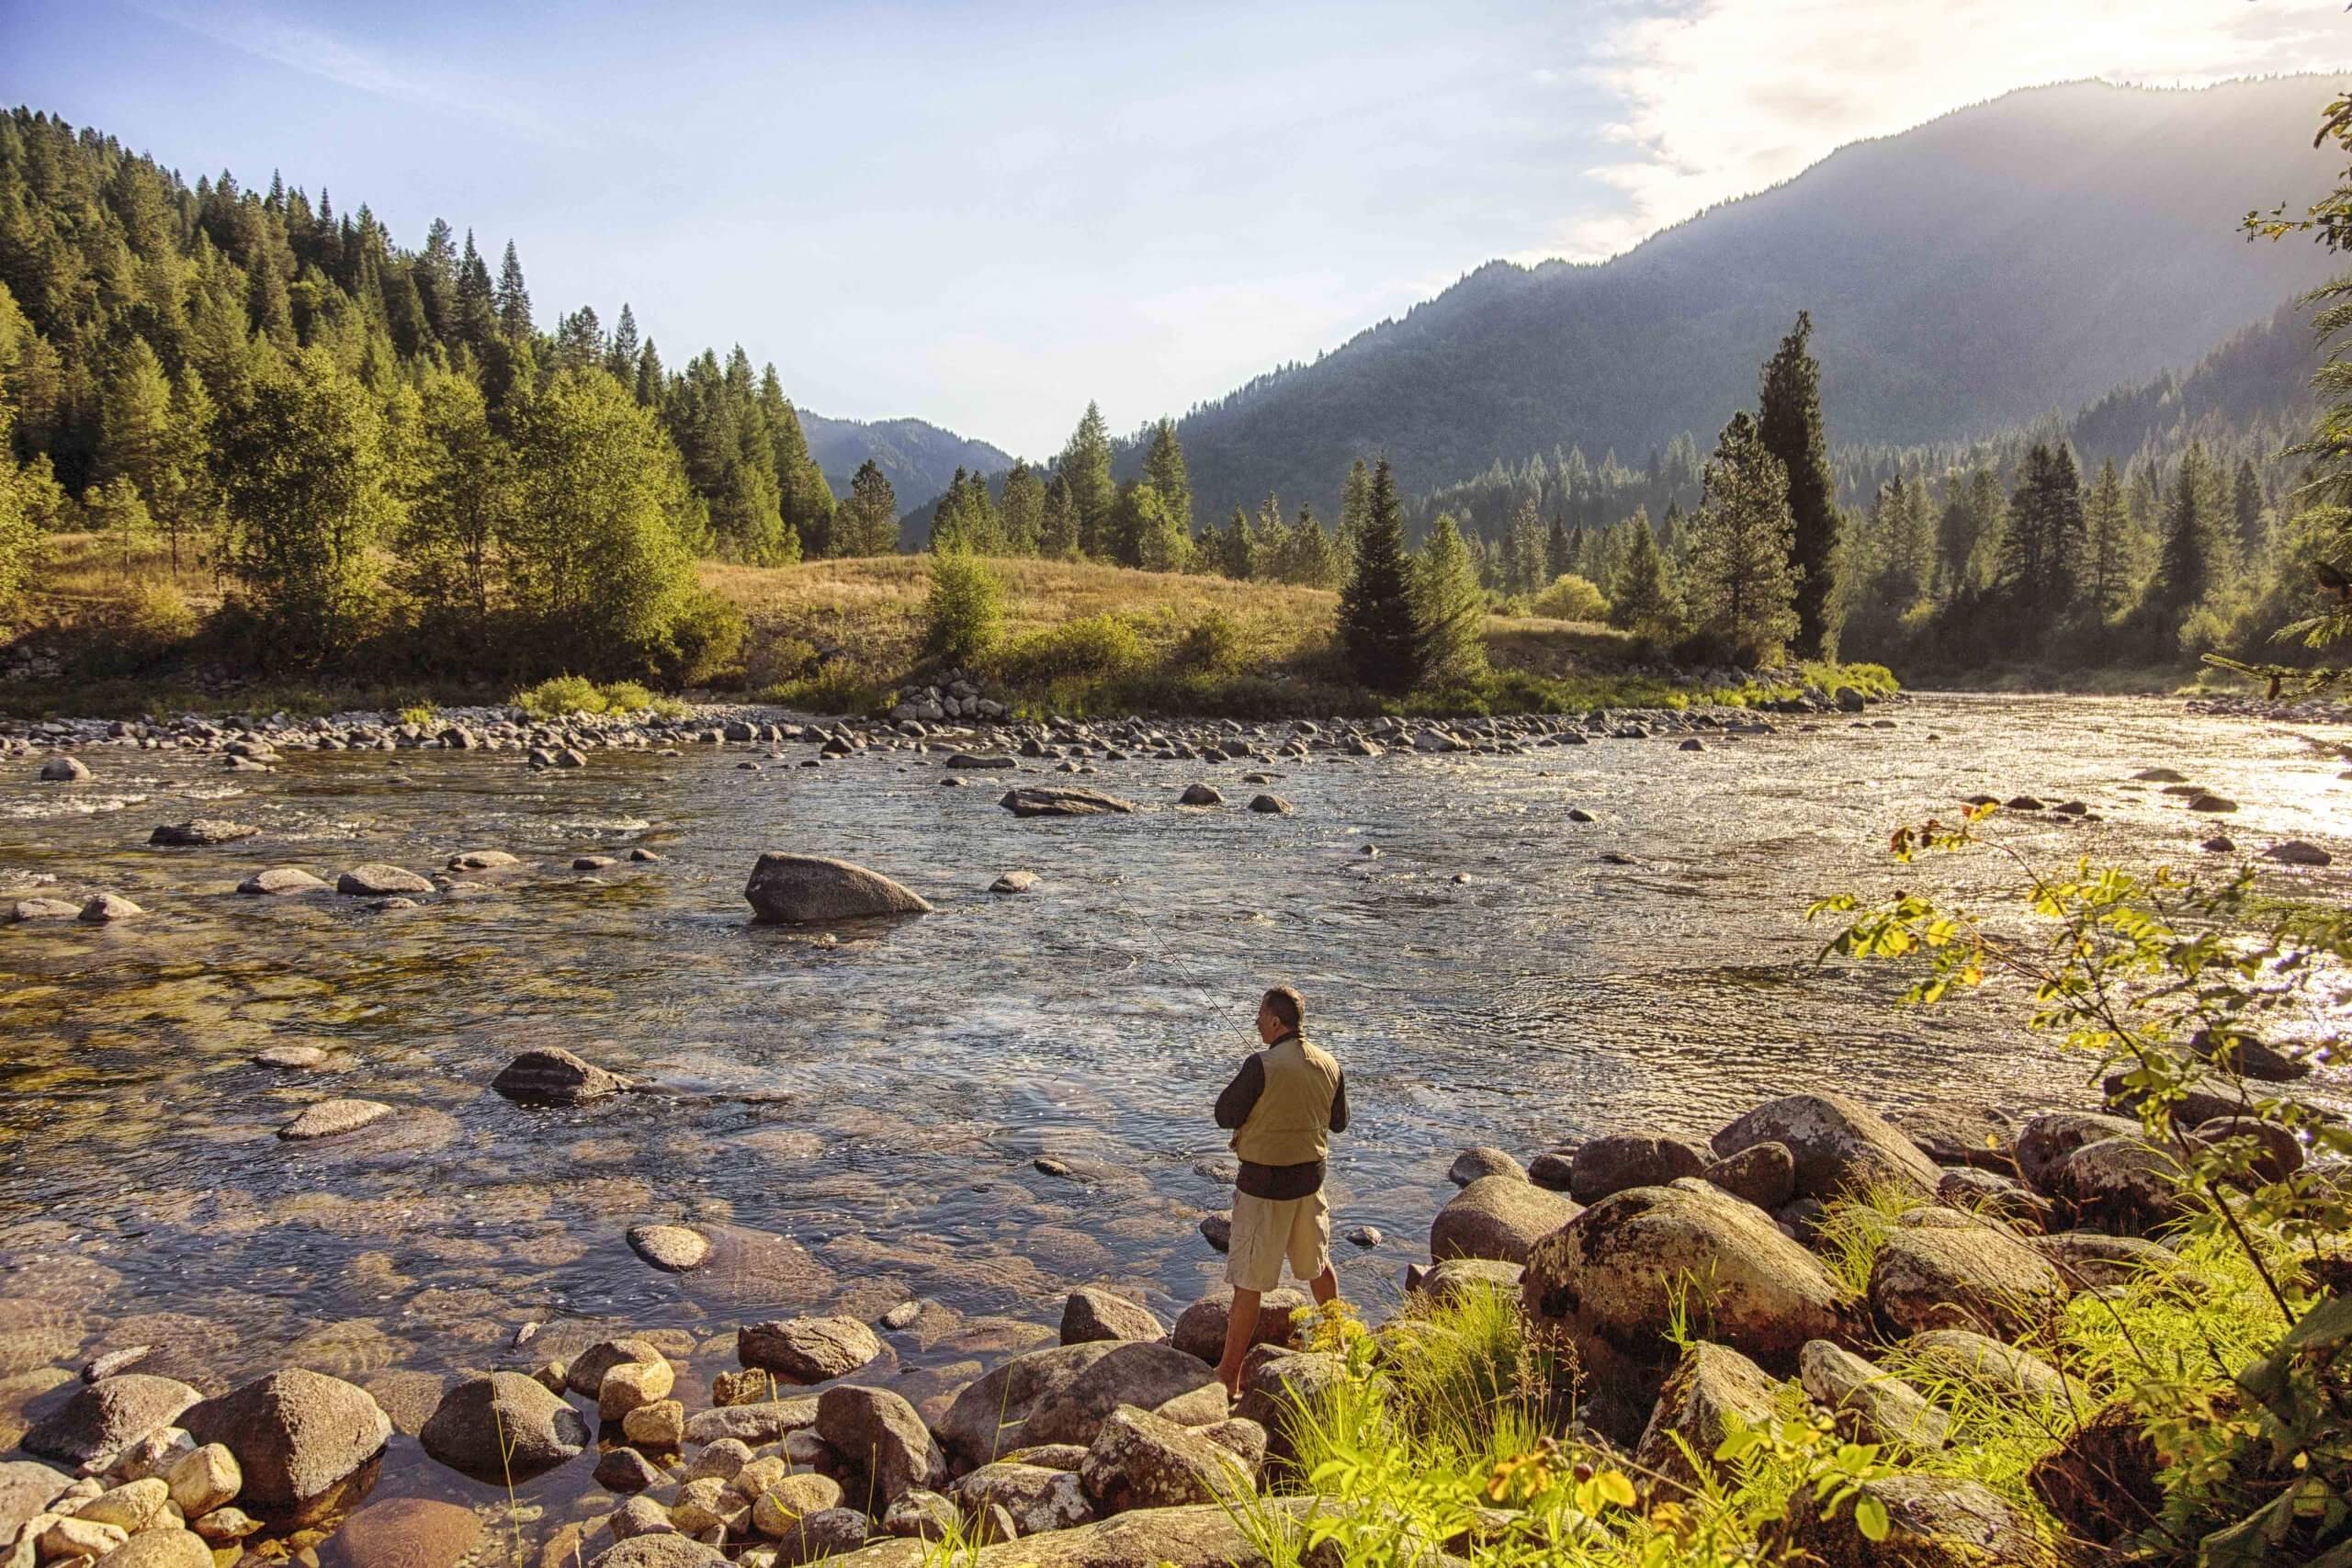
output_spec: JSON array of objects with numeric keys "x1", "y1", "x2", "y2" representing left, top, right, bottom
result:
[{"x1": 1854, "y1": 1495, "x2": 1890, "y2": 1542}]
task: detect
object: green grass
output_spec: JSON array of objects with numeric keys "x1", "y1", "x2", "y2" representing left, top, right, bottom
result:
[{"x1": 1809, "y1": 1179, "x2": 1928, "y2": 1298}]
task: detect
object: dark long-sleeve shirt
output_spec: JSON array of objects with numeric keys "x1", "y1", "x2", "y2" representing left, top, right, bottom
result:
[{"x1": 1215, "y1": 1036, "x2": 1348, "y2": 1200}]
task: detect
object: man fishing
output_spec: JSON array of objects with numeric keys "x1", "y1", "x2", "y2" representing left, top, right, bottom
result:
[{"x1": 1211, "y1": 984, "x2": 1348, "y2": 1397}]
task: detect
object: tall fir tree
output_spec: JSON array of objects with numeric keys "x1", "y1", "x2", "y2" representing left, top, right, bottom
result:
[
  {"x1": 1139, "y1": 419, "x2": 1193, "y2": 542},
  {"x1": 2082, "y1": 459, "x2": 2134, "y2": 619},
  {"x1": 494, "y1": 240, "x2": 532, "y2": 342},
  {"x1": 1037, "y1": 473, "x2": 1080, "y2": 560},
  {"x1": 1995, "y1": 442, "x2": 2085, "y2": 616},
  {"x1": 2153, "y1": 442, "x2": 2221, "y2": 625},
  {"x1": 1756, "y1": 310, "x2": 1839, "y2": 656},
  {"x1": 1609, "y1": 507, "x2": 1680, "y2": 645},
  {"x1": 837, "y1": 459, "x2": 899, "y2": 556},
  {"x1": 1687, "y1": 412, "x2": 1799, "y2": 664},
  {"x1": 1414, "y1": 513, "x2": 1488, "y2": 682},
  {"x1": 1000, "y1": 459, "x2": 1045, "y2": 555},
  {"x1": 1338, "y1": 457, "x2": 1419, "y2": 692},
  {"x1": 1058, "y1": 402, "x2": 1115, "y2": 558}
]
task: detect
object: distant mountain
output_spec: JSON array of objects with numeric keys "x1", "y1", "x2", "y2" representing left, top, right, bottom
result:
[
  {"x1": 1166, "y1": 76, "x2": 2346, "y2": 521},
  {"x1": 797, "y1": 412, "x2": 1013, "y2": 514}
]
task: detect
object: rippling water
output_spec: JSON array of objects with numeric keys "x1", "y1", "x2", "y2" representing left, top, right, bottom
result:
[{"x1": 1, "y1": 693, "x2": 2345, "y2": 1545}]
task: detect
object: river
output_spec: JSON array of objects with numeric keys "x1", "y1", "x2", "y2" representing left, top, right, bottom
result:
[{"x1": 1, "y1": 693, "x2": 2345, "y2": 1543}]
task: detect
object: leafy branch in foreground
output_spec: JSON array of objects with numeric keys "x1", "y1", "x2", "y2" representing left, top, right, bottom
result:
[{"x1": 1809, "y1": 806, "x2": 2352, "y2": 1562}]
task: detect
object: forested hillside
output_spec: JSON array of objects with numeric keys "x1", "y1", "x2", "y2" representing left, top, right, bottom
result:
[
  {"x1": 797, "y1": 411, "x2": 1011, "y2": 523},
  {"x1": 1161, "y1": 77, "x2": 2344, "y2": 523}
]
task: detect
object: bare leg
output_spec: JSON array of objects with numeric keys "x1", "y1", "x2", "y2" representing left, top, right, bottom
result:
[
  {"x1": 1309, "y1": 1266, "x2": 1340, "y2": 1306},
  {"x1": 1216, "y1": 1287, "x2": 1261, "y2": 1397}
]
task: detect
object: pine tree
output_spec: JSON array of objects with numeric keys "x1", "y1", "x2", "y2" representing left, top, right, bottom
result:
[
  {"x1": 154, "y1": 366, "x2": 218, "y2": 570},
  {"x1": 1545, "y1": 515, "x2": 1572, "y2": 581},
  {"x1": 2232, "y1": 457, "x2": 2267, "y2": 557},
  {"x1": 88, "y1": 476, "x2": 153, "y2": 572},
  {"x1": 1216, "y1": 506, "x2": 1255, "y2": 581},
  {"x1": 494, "y1": 240, "x2": 532, "y2": 342},
  {"x1": 97, "y1": 338, "x2": 173, "y2": 501},
  {"x1": 2083, "y1": 460, "x2": 2133, "y2": 619},
  {"x1": 1936, "y1": 468, "x2": 2004, "y2": 600},
  {"x1": 1687, "y1": 412, "x2": 1799, "y2": 665},
  {"x1": 0, "y1": 374, "x2": 38, "y2": 631},
  {"x1": 1608, "y1": 507, "x2": 1680, "y2": 645},
  {"x1": 455, "y1": 231, "x2": 496, "y2": 350},
  {"x1": 1058, "y1": 402, "x2": 1115, "y2": 558},
  {"x1": 1339, "y1": 458, "x2": 1373, "y2": 561},
  {"x1": 1503, "y1": 499, "x2": 1547, "y2": 598},
  {"x1": 1000, "y1": 459, "x2": 1045, "y2": 556},
  {"x1": 2154, "y1": 442, "x2": 2219, "y2": 621},
  {"x1": 1037, "y1": 473, "x2": 1080, "y2": 560},
  {"x1": 1996, "y1": 442, "x2": 2085, "y2": 617},
  {"x1": 1414, "y1": 513, "x2": 1487, "y2": 683},
  {"x1": 1338, "y1": 457, "x2": 1419, "y2": 692},
  {"x1": 1756, "y1": 311, "x2": 1839, "y2": 656},
  {"x1": 606, "y1": 305, "x2": 640, "y2": 383},
  {"x1": 837, "y1": 459, "x2": 899, "y2": 556},
  {"x1": 1140, "y1": 419, "x2": 1193, "y2": 540},
  {"x1": 1121, "y1": 480, "x2": 1190, "y2": 571}
]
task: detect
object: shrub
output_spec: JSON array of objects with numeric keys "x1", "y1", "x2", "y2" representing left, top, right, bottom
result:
[
  {"x1": 69, "y1": 581, "x2": 198, "y2": 678},
  {"x1": 657, "y1": 589, "x2": 747, "y2": 688},
  {"x1": 745, "y1": 632, "x2": 820, "y2": 690},
  {"x1": 395, "y1": 704, "x2": 435, "y2": 728},
  {"x1": 1173, "y1": 608, "x2": 1252, "y2": 675},
  {"x1": 514, "y1": 673, "x2": 606, "y2": 717},
  {"x1": 1530, "y1": 572, "x2": 1611, "y2": 622},
  {"x1": 991, "y1": 614, "x2": 1147, "y2": 685},
  {"x1": 762, "y1": 665, "x2": 892, "y2": 716},
  {"x1": 599, "y1": 681, "x2": 658, "y2": 712},
  {"x1": 922, "y1": 549, "x2": 1003, "y2": 667}
]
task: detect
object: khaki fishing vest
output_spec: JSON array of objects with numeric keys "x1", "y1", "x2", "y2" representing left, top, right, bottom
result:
[{"x1": 1230, "y1": 1035, "x2": 1341, "y2": 1168}]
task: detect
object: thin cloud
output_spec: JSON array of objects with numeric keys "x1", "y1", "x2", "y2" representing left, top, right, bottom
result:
[
  {"x1": 133, "y1": 1, "x2": 571, "y2": 144},
  {"x1": 1554, "y1": 0, "x2": 2352, "y2": 263}
]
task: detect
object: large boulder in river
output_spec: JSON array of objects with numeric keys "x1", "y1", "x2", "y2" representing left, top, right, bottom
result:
[
  {"x1": 2048, "y1": 1136, "x2": 2185, "y2": 1234},
  {"x1": 935, "y1": 1343, "x2": 1119, "y2": 1468},
  {"x1": 1430, "y1": 1175, "x2": 1579, "y2": 1265},
  {"x1": 420, "y1": 1371, "x2": 589, "y2": 1482},
  {"x1": 998, "y1": 785, "x2": 1137, "y2": 818},
  {"x1": 743, "y1": 853, "x2": 933, "y2": 924},
  {"x1": 816, "y1": 1384, "x2": 945, "y2": 1505},
  {"x1": 1169, "y1": 1289, "x2": 1306, "y2": 1364},
  {"x1": 740, "y1": 1316, "x2": 882, "y2": 1382},
  {"x1": 181, "y1": 1369, "x2": 390, "y2": 1510},
  {"x1": 334, "y1": 864, "x2": 434, "y2": 897},
  {"x1": 1060, "y1": 1287, "x2": 1168, "y2": 1347},
  {"x1": 1868, "y1": 1222, "x2": 2065, "y2": 1338},
  {"x1": 1521, "y1": 1179, "x2": 1848, "y2": 1438},
  {"x1": 1079, "y1": 1404, "x2": 1255, "y2": 1512},
  {"x1": 150, "y1": 819, "x2": 257, "y2": 847},
  {"x1": 23, "y1": 1375, "x2": 201, "y2": 1467},
  {"x1": 1020, "y1": 1342, "x2": 1224, "y2": 1448},
  {"x1": 1569, "y1": 1134, "x2": 1711, "y2": 1203},
  {"x1": 2015, "y1": 1111, "x2": 2142, "y2": 1193},
  {"x1": 1711, "y1": 1092, "x2": 1940, "y2": 1200},
  {"x1": 490, "y1": 1047, "x2": 625, "y2": 1106}
]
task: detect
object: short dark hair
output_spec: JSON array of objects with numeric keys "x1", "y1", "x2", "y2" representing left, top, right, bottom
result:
[{"x1": 1261, "y1": 986, "x2": 1304, "y2": 1032}]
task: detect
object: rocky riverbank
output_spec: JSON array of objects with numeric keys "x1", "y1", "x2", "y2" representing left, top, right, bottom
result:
[{"x1": 0, "y1": 1072, "x2": 2312, "y2": 1568}]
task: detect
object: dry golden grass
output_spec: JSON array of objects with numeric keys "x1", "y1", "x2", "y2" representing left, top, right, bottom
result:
[
  {"x1": 700, "y1": 553, "x2": 1643, "y2": 680},
  {"x1": 25, "y1": 531, "x2": 220, "y2": 626}
]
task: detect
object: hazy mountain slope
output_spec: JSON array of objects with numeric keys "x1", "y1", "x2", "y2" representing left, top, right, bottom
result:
[
  {"x1": 797, "y1": 412, "x2": 1012, "y2": 512},
  {"x1": 1167, "y1": 77, "x2": 2344, "y2": 519}
]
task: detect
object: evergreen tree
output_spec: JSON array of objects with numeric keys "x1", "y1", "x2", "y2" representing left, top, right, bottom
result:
[
  {"x1": 153, "y1": 367, "x2": 218, "y2": 570},
  {"x1": 1000, "y1": 459, "x2": 1045, "y2": 556},
  {"x1": 1057, "y1": 402, "x2": 1115, "y2": 558},
  {"x1": 1936, "y1": 468, "x2": 2005, "y2": 599},
  {"x1": 1503, "y1": 499, "x2": 1548, "y2": 598},
  {"x1": 2153, "y1": 442, "x2": 2220, "y2": 623},
  {"x1": 502, "y1": 368, "x2": 699, "y2": 674},
  {"x1": 2081, "y1": 459, "x2": 2134, "y2": 619},
  {"x1": 1756, "y1": 310, "x2": 1839, "y2": 656},
  {"x1": 1338, "y1": 457, "x2": 1419, "y2": 691},
  {"x1": 1995, "y1": 442, "x2": 2085, "y2": 615},
  {"x1": 1608, "y1": 507, "x2": 1680, "y2": 645},
  {"x1": 605, "y1": 304, "x2": 640, "y2": 383},
  {"x1": 212, "y1": 348, "x2": 402, "y2": 666},
  {"x1": 1139, "y1": 418, "x2": 1193, "y2": 541},
  {"x1": 758, "y1": 367, "x2": 832, "y2": 557},
  {"x1": 1120, "y1": 480, "x2": 1190, "y2": 571},
  {"x1": 1037, "y1": 472, "x2": 1080, "y2": 559},
  {"x1": 2232, "y1": 457, "x2": 2267, "y2": 557},
  {"x1": 96, "y1": 338, "x2": 173, "y2": 503},
  {"x1": 0, "y1": 380, "x2": 37, "y2": 632},
  {"x1": 494, "y1": 239, "x2": 532, "y2": 341},
  {"x1": 1216, "y1": 506, "x2": 1256, "y2": 581},
  {"x1": 455, "y1": 231, "x2": 496, "y2": 350},
  {"x1": 1339, "y1": 457, "x2": 1373, "y2": 560},
  {"x1": 416, "y1": 218, "x2": 458, "y2": 344},
  {"x1": 1414, "y1": 513, "x2": 1487, "y2": 682},
  {"x1": 1545, "y1": 514, "x2": 1572, "y2": 581},
  {"x1": 1687, "y1": 412, "x2": 1799, "y2": 664},
  {"x1": 88, "y1": 476, "x2": 154, "y2": 572},
  {"x1": 836, "y1": 459, "x2": 899, "y2": 556}
]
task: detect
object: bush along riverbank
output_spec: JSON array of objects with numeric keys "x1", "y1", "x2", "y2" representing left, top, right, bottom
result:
[{"x1": 0, "y1": 820, "x2": 2340, "y2": 1566}]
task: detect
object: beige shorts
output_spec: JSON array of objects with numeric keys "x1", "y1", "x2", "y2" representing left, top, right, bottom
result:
[{"x1": 1226, "y1": 1189, "x2": 1330, "y2": 1292}]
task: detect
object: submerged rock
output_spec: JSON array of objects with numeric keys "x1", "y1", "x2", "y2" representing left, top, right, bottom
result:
[
  {"x1": 627, "y1": 1224, "x2": 710, "y2": 1273},
  {"x1": 78, "y1": 892, "x2": 145, "y2": 923},
  {"x1": 335, "y1": 864, "x2": 434, "y2": 897},
  {"x1": 277, "y1": 1100, "x2": 394, "y2": 1141},
  {"x1": 998, "y1": 785, "x2": 1136, "y2": 818},
  {"x1": 490, "y1": 1046, "x2": 625, "y2": 1106},
  {"x1": 743, "y1": 853, "x2": 933, "y2": 923},
  {"x1": 149, "y1": 820, "x2": 257, "y2": 847},
  {"x1": 237, "y1": 867, "x2": 329, "y2": 897},
  {"x1": 39, "y1": 755, "x2": 92, "y2": 783}
]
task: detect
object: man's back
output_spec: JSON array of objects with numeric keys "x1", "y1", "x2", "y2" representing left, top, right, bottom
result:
[{"x1": 1227, "y1": 1035, "x2": 1343, "y2": 1168}]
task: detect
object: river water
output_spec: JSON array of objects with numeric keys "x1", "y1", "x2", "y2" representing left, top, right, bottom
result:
[{"x1": 1, "y1": 693, "x2": 2346, "y2": 1545}]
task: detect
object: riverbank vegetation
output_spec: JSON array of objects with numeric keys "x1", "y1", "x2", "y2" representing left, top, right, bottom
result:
[{"x1": 1182, "y1": 811, "x2": 2346, "y2": 1568}]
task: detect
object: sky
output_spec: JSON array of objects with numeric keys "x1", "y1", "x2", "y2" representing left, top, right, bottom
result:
[{"x1": 6, "y1": 0, "x2": 2350, "y2": 458}]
